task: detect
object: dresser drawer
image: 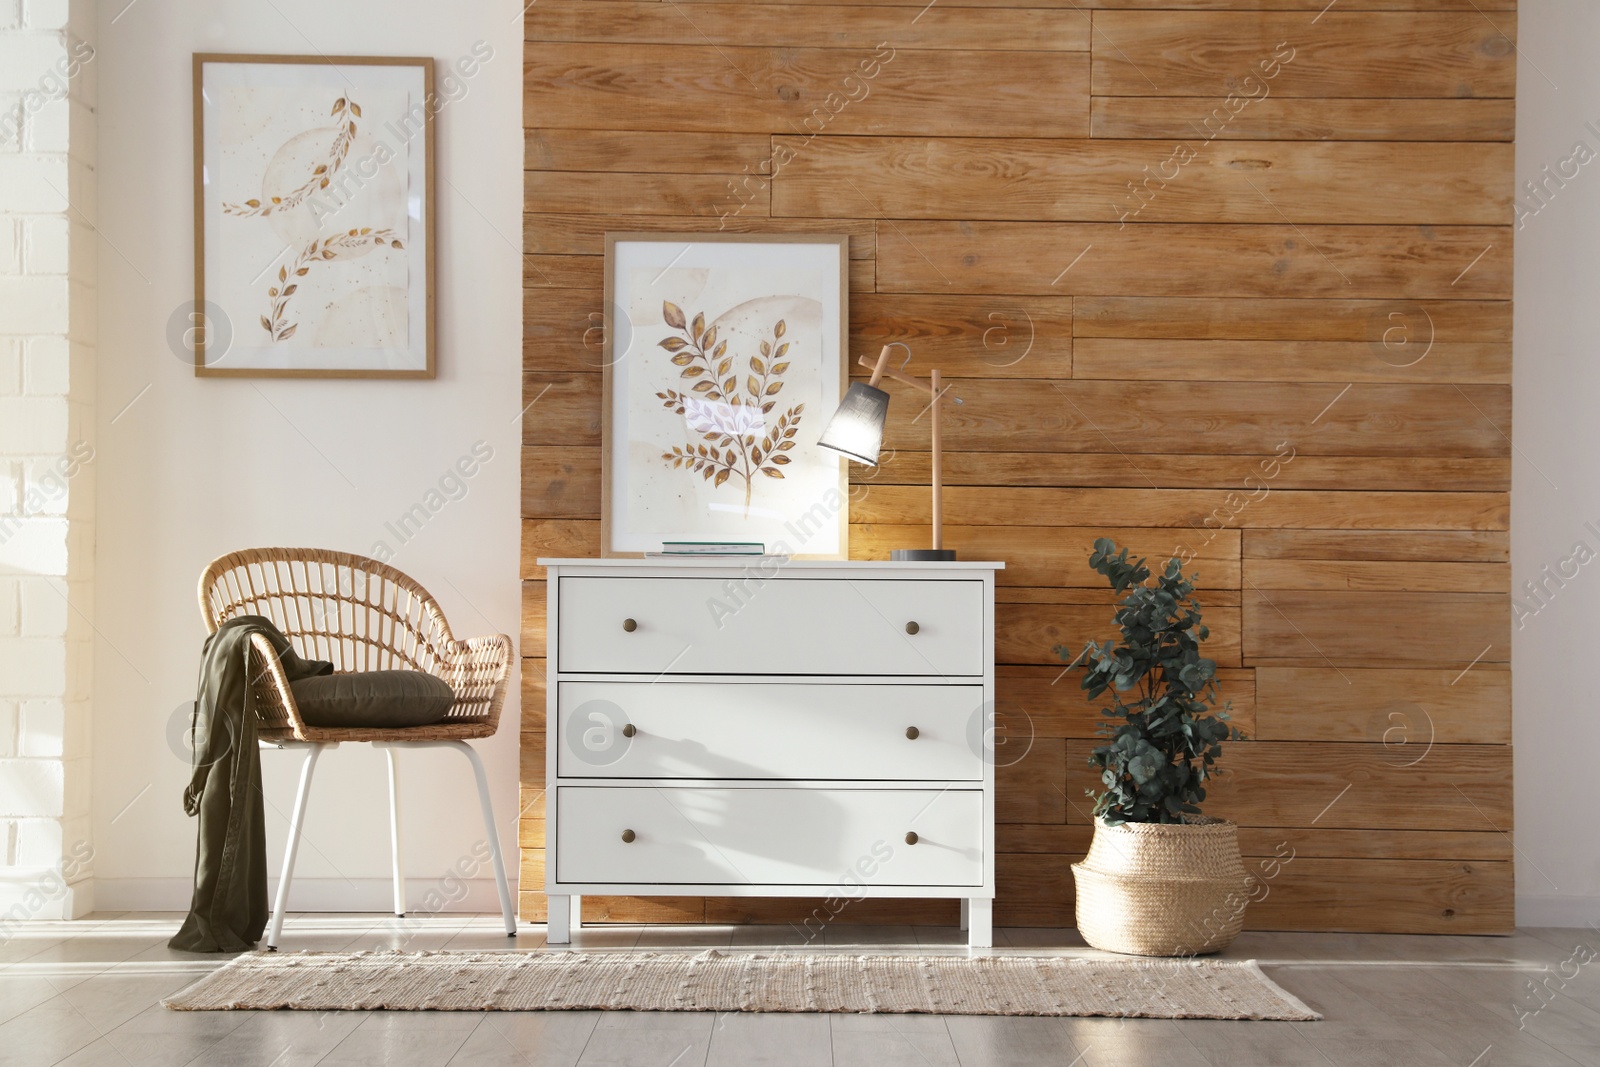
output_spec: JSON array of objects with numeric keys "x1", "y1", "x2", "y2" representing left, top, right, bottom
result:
[
  {"x1": 554, "y1": 786, "x2": 982, "y2": 887},
  {"x1": 556, "y1": 681, "x2": 983, "y2": 781},
  {"x1": 556, "y1": 576, "x2": 982, "y2": 676}
]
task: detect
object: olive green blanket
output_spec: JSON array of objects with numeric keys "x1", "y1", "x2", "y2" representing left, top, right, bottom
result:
[{"x1": 169, "y1": 615, "x2": 331, "y2": 953}]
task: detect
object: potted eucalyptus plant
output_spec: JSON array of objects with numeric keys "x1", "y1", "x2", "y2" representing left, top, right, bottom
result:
[{"x1": 1058, "y1": 538, "x2": 1250, "y2": 956}]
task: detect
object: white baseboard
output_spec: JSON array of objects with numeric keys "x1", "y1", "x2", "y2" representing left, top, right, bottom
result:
[
  {"x1": 0, "y1": 872, "x2": 93, "y2": 920},
  {"x1": 1517, "y1": 895, "x2": 1600, "y2": 929},
  {"x1": 95, "y1": 877, "x2": 516, "y2": 916}
]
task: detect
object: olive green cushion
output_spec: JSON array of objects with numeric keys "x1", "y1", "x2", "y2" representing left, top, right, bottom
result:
[{"x1": 289, "y1": 670, "x2": 456, "y2": 729}]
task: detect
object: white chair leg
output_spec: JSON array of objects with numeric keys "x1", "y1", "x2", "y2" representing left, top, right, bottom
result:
[
  {"x1": 450, "y1": 740, "x2": 517, "y2": 936},
  {"x1": 267, "y1": 743, "x2": 325, "y2": 951},
  {"x1": 572, "y1": 894, "x2": 582, "y2": 930},
  {"x1": 960, "y1": 897, "x2": 970, "y2": 931},
  {"x1": 385, "y1": 748, "x2": 405, "y2": 917}
]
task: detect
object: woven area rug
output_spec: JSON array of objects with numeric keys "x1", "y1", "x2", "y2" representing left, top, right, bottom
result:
[{"x1": 164, "y1": 949, "x2": 1320, "y2": 1020}]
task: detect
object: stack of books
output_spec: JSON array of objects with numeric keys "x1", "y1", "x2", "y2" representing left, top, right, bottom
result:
[{"x1": 650, "y1": 541, "x2": 766, "y2": 556}]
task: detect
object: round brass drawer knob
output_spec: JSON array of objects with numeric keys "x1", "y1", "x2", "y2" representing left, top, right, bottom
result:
[
  {"x1": 905, "y1": 621, "x2": 920, "y2": 635},
  {"x1": 622, "y1": 618, "x2": 638, "y2": 632},
  {"x1": 621, "y1": 829, "x2": 636, "y2": 843},
  {"x1": 621, "y1": 723, "x2": 637, "y2": 738},
  {"x1": 905, "y1": 832, "x2": 919, "y2": 845},
  {"x1": 905, "y1": 726, "x2": 920, "y2": 740}
]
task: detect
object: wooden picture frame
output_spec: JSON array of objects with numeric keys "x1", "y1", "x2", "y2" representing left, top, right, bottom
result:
[
  {"x1": 601, "y1": 233, "x2": 850, "y2": 558},
  {"x1": 192, "y1": 53, "x2": 436, "y2": 378}
]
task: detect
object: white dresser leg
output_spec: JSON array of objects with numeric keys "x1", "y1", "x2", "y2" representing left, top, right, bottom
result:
[
  {"x1": 959, "y1": 898, "x2": 970, "y2": 931},
  {"x1": 572, "y1": 894, "x2": 583, "y2": 930},
  {"x1": 967, "y1": 898, "x2": 992, "y2": 949},
  {"x1": 547, "y1": 894, "x2": 571, "y2": 944}
]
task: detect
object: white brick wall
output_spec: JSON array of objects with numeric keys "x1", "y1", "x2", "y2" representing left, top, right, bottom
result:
[{"x1": 0, "y1": 0, "x2": 94, "y2": 920}]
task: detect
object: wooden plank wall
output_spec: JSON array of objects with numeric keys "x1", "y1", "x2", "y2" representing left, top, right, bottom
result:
[{"x1": 520, "y1": 0, "x2": 1516, "y2": 933}]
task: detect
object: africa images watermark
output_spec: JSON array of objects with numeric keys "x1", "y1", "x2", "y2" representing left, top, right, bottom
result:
[
  {"x1": 0, "y1": 840, "x2": 95, "y2": 945},
  {"x1": 1514, "y1": 120, "x2": 1600, "y2": 231},
  {"x1": 1113, "y1": 41, "x2": 1296, "y2": 227},
  {"x1": 0, "y1": 441, "x2": 96, "y2": 547},
  {"x1": 0, "y1": 35, "x2": 95, "y2": 149},
  {"x1": 1172, "y1": 441, "x2": 1297, "y2": 565},
  {"x1": 370, "y1": 440, "x2": 496, "y2": 563},
  {"x1": 302, "y1": 41, "x2": 494, "y2": 229},
  {"x1": 714, "y1": 42, "x2": 896, "y2": 227},
  {"x1": 1511, "y1": 520, "x2": 1600, "y2": 630}
]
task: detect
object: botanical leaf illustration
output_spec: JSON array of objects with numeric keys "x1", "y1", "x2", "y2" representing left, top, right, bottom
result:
[
  {"x1": 223, "y1": 95, "x2": 361, "y2": 218},
  {"x1": 261, "y1": 227, "x2": 404, "y2": 342},
  {"x1": 655, "y1": 306, "x2": 804, "y2": 513}
]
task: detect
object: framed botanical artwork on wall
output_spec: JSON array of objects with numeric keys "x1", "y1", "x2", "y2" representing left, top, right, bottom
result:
[
  {"x1": 192, "y1": 54, "x2": 437, "y2": 378},
  {"x1": 602, "y1": 233, "x2": 850, "y2": 557}
]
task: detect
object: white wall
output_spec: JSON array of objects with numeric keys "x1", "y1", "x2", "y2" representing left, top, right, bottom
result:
[
  {"x1": 1513, "y1": 1, "x2": 1600, "y2": 926},
  {"x1": 92, "y1": 0, "x2": 524, "y2": 911}
]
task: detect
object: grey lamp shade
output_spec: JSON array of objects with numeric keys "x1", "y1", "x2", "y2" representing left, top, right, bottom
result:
[{"x1": 816, "y1": 382, "x2": 890, "y2": 465}]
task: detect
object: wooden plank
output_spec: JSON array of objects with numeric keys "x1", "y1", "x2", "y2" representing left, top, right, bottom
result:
[
  {"x1": 1243, "y1": 528, "x2": 1509, "y2": 562},
  {"x1": 666, "y1": 0, "x2": 1516, "y2": 9},
  {"x1": 520, "y1": 372, "x2": 601, "y2": 447},
  {"x1": 1066, "y1": 740, "x2": 1513, "y2": 830},
  {"x1": 849, "y1": 523, "x2": 1241, "y2": 589},
  {"x1": 1072, "y1": 339, "x2": 1508, "y2": 384},
  {"x1": 1073, "y1": 296, "x2": 1512, "y2": 343},
  {"x1": 526, "y1": 43, "x2": 1090, "y2": 136},
  {"x1": 854, "y1": 451, "x2": 1509, "y2": 492},
  {"x1": 995, "y1": 853, "x2": 1076, "y2": 927},
  {"x1": 852, "y1": 486, "x2": 1508, "y2": 532},
  {"x1": 524, "y1": 213, "x2": 877, "y2": 258},
  {"x1": 517, "y1": 794, "x2": 547, "y2": 851},
  {"x1": 996, "y1": 586, "x2": 1242, "y2": 608},
  {"x1": 522, "y1": 519, "x2": 601, "y2": 577},
  {"x1": 526, "y1": 128, "x2": 773, "y2": 173},
  {"x1": 1255, "y1": 666, "x2": 1511, "y2": 744},
  {"x1": 997, "y1": 738, "x2": 1067, "y2": 824},
  {"x1": 999, "y1": 602, "x2": 1242, "y2": 667},
  {"x1": 1091, "y1": 13, "x2": 1516, "y2": 99},
  {"x1": 522, "y1": 847, "x2": 708, "y2": 923},
  {"x1": 848, "y1": 257, "x2": 873, "y2": 293},
  {"x1": 1236, "y1": 827, "x2": 1511, "y2": 862},
  {"x1": 1091, "y1": 97, "x2": 1516, "y2": 141},
  {"x1": 998, "y1": 664, "x2": 1257, "y2": 740},
  {"x1": 1243, "y1": 858, "x2": 1513, "y2": 934},
  {"x1": 1244, "y1": 559, "x2": 1508, "y2": 593},
  {"x1": 526, "y1": 1, "x2": 1090, "y2": 50},
  {"x1": 523, "y1": 287, "x2": 601, "y2": 357},
  {"x1": 670, "y1": 0, "x2": 1516, "y2": 8},
  {"x1": 849, "y1": 293, "x2": 1073, "y2": 380},
  {"x1": 853, "y1": 378, "x2": 1511, "y2": 457},
  {"x1": 703, "y1": 897, "x2": 960, "y2": 927},
  {"x1": 773, "y1": 137, "x2": 1510, "y2": 225},
  {"x1": 579, "y1": 896, "x2": 709, "y2": 923},
  {"x1": 996, "y1": 826, "x2": 1511, "y2": 862},
  {"x1": 521, "y1": 580, "x2": 548, "y2": 653},
  {"x1": 525, "y1": 169, "x2": 765, "y2": 217},
  {"x1": 875, "y1": 221, "x2": 1511, "y2": 299},
  {"x1": 1242, "y1": 589, "x2": 1507, "y2": 667},
  {"x1": 530, "y1": 250, "x2": 869, "y2": 295},
  {"x1": 521, "y1": 447, "x2": 600, "y2": 518},
  {"x1": 524, "y1": 254, "x2": 602, "y2": 289}
]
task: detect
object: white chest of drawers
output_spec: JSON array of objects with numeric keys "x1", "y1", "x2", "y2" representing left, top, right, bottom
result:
[{"x1": 540, "y1": 558, "x2": 1003, "y2": 948}]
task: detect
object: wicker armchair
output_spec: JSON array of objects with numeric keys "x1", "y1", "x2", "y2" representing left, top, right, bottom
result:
[{"x1": 199, "y1": 548, "x2": 516, "y2": 949}]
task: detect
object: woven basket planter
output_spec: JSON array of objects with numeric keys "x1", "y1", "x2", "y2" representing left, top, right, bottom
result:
[{"x1": 1072, "y1": 816, "x2": 1251, "y2": 957}]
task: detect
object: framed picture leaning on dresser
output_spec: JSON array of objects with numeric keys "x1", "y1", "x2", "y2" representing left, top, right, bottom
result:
[{"x1": 600, "y1": 233, "x2": 850, "y2": 558}]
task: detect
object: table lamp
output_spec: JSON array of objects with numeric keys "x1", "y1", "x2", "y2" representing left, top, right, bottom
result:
[{"x1": 817, "y1": 342, "x2": 958, "y2": 562}]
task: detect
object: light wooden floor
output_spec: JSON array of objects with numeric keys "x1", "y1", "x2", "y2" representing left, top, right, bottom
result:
[{"x1": 1, "y1": 915, "x2": 1596, "y2": 1066}]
